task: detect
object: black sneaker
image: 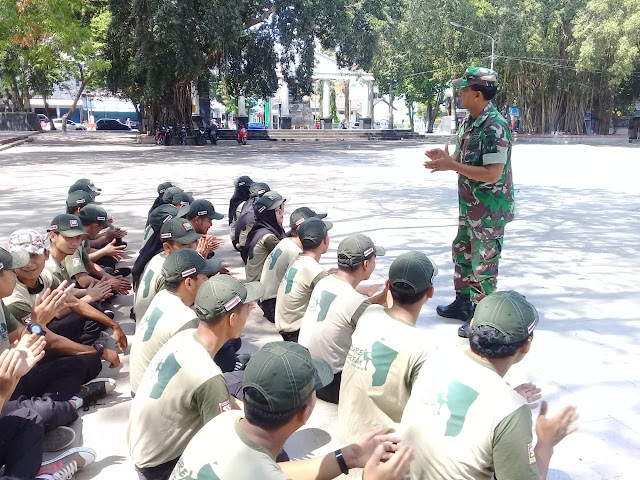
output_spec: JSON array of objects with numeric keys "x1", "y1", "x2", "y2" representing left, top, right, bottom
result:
[
  {"x1": 113, "y1": 267, "x2": 131, "y2": 277},
  {"x1": 436, "y1": 292, "x2": 475, "y2": 322},
  {"x1": 74, "y1": 378, "x2": 116, "y2": 409},
  {"x1": 458, "y1": 322, "x2": 472, "y2": 338},
  {"x1": 43, "y1": 426, "x2": 76, "y2": 452},
  {"x1": 234, "y1": 353, "x2": 250, "y2": 371}
]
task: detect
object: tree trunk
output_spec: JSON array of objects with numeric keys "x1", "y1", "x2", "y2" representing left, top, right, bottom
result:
[
  {"x1": 43, "y1": 94, "x2": 55, "y2": 130},
  {"x1": 427, "y1": 100, "x2": 434, "y2": 133},
  {"x1": 343, "y1": 79, "x2": 350, "y2": 125},
  {"x1": 388, "y1": 80, "x2": 394, "y2": 128},
  {"x1": 451, "y1": 89, "x2": 457, "y2": 132},
  {"x1": 62, "y1": 72, "x2": 93, "y2": 134},
  {"x1": 408, "y1": 102, "x2": 414, "y2": 131}
]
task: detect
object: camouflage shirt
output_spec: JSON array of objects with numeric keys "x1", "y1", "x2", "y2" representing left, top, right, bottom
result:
[{"x1": 455, "y1": 102, "x2": 514, "y2": 228}]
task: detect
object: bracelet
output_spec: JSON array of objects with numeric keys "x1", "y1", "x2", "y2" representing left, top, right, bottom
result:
[{"x1": 335, "y1": 449, "x2": 349, "y2": 475}]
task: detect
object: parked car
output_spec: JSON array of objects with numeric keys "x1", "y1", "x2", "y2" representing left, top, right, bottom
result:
[
  {"x1": 374, "y1": 120, "x2": 389, "y2": 130},
  {"x1": 37, "y1": 114, "x2": 52, "y2": 131},
  {"x1": 52, "y1": 118, "x2": 87, "y2": 130},
  {"x1": 96, "y1": 118, "x2": 132, "y2": 131}
]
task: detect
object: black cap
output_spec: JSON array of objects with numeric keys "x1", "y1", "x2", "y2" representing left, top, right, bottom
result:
[
  {"x1": 181, "y1": 199, "x2": 224, "y2": 220},
  {"x1": 298, "y1": 217, "x2": 333, "y2": 248}
]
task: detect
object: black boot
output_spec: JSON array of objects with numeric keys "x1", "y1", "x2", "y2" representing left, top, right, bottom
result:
[
  {"x1": 436, "y1": 292, "x2": 475, "y2": 322},
  {"x1": 458, "y1": 322, "x2": 472, "y2": 338}
]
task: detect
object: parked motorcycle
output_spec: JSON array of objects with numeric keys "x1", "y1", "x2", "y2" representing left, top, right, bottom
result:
[
  {"x1": 155, "y1": 125, "x2": 173, "y2": 146},
  {"x1": 195, "y1": 124, "x2": 207, "y2": 146},
  {"x1": 237, "y1": 125, "x2": 248, "y2": 145},
  {"x1": 206, "y1": 124, "x2": 218, "y2": 145},
  {"x1": 179, "y1": 124, "x2": 188, "y2": 145}
]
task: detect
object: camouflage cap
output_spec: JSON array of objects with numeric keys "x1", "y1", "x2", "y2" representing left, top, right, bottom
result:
[
  {"x1": 452, "y1": 66, "x2": 498, "y2": 87},
  {"x1": 0, "y1": 247, "x2": 29, "y2": 273},
  {"x1": 8, "y1": 229, "x2": 46, "y2": 255}
]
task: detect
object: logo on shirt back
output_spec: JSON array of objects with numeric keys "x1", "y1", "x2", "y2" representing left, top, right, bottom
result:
[{"x1": 527, "y1": 443, "x2": 536, "y2": 464}]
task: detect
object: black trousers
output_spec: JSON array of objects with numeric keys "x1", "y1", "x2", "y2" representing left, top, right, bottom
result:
[
  {"x1": 47, "y1": 302, "x2": 107, "y2": 345},
  {"x1": 280, "y1": 330, "x2": 299, "y2": 343},
  {"x1": 316, "y1": 371, "x2": 342, "y2": 404},
  {"x1": 214, "y1": 338, "x2": 241, "y2": 373},
  {"x1": 11, "y1": 353, "x2": 102, "y2": 401},
  {"x1": 0, "y1": 407, "x2": 44, "y2": 480},
  {"x1": 3, "y1": 395, "x2": 78, "y2": 430},
  {"x1": 135, "y1": 457, "x2": 179, "y2": 480},
  {"x1": 260, "y1": 298, "x2": 276, "y2": 323}
]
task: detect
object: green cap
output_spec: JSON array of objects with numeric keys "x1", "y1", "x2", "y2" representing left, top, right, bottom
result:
[
  {"x1": 157, "y1": 181, "x2": 175, "y2": 195},
  {"x1": 75, "y1": 178, "x2": 101, "y2": 192},
  {"x1": 337, "y1": 234, "x2": 385, "y2": 268},
  {"x1": 161, "y1": 248, "x2": 222, "y2": 283},
  {"x1": 47, "y1": 214, "x2": 87, "y2": 237},
  {"x1": 162, "y1": 186, "x2": 183, "y2": 203},
  {"x1": 0, "y1": 247, "x2": 30, "y2": 273},
  {"x1": 243, "y1": 342, "x2": 333, "y2": 412},
  {"x1": 289, "y1": 207, "x2": 327, "y2": 231},
  {"x1": 68, "y1": 181, "x2": 100, "y2": 196},
  {"x1": 194, "y1": 274, "x2": 264, "y2": 322},
  {"x1": 171, "y1": 192, "x2": 192, "y2": 207},
  {"x1": 149, "y1": 205, "x2": 179, "y2": 232},
  {"x1": 160, "y1": 217, "x2": 202, "y2": 244},
  {"x1": 234, "y1": 176, "x2": 253, "y2": 187},
  {"x1": 298, "y1": 217, "x2": 333, "y2": 248},
  {"x1": 249, "y1": 182, "x2": 270, "y2": 198},
  {"x1": 66, "y1": 190, "x2": 100, "y2": 211},
  {"x1": 78, "y1": 204, "x2": 113, "y2": 228},
  {"x1": 389, "y1": 251, "x2": 438, "y2": 295},
  {"x1": 472, "y1": 291, "x2": 538, "y2": 344},
  {"x1": 254, "y1": 191, "x2": 286, "y2": 216},
  {"x1": 452, "y1": 66, "x2": 498, "y2": 87},
  {"x1": 180, "y1": 199, "x2": 224, "y2": 220}
]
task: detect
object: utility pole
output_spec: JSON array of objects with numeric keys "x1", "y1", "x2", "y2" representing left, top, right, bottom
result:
[{"x1": 450, "y1": 22, "x2": 496, "y2": 70}]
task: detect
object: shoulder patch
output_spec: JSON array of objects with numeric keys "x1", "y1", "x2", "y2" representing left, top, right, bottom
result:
[
  {"x1": 217, "y1": 398, "x2": 231, "y2": 413},
  {"x1": 528, "y1": 443, "x2": 536, "y2": 465}
]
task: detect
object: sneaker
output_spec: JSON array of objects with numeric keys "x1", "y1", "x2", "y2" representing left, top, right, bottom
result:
[
  {"x1": 37, "y1": 446, "x2": 96, "y2": 479},
  {"x1": 113, "y1": 267, "x2": 131, "y2": 277},
  {"x1": 43, "y1": 426, "x2": 76, "y2": 452},
  {"x1": 74, "y1": 378, "x2": 117, "y2": 407},
  {"x1": 234, "y1": 353, "x2": 251, "y2": 371},
  {"x1": 103, "y1": 309, "x2": 115, "y2": 320}
]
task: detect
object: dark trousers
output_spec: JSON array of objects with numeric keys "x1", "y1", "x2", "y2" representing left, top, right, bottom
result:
[
  {"x1": 0, "y1": 407, "x2": 44, "y2": 480},
  {"x1": 214, "y1": 338, "x2": 241, "y2": 373},
  {"x1": 96, "y1": 255, "x2": 118, "y2": 270},
  {"x1": 135, "y1": 457, "x2": 179, "y2": 480},
  {"x1": 280, "y1": 330, "x2": 299, "y2": 343},
  {"x1": 11, "y1": 353, "x2": 102, "y2": 401},
  {"x1": 47, "y1": 302, "x2": 107, "y2": 345},
  {"x1": 3, "y1": 395, "x2": 78, "y2": 430},
  {"x1": 260, "y1": 298, "x2": 276, "y2": 323},
  {"x1": 316, "y1": 371, "x2": 342, "y2": 404},
  {"x1": 223, "y1": 371, "x2": 245, "y2": 401}
]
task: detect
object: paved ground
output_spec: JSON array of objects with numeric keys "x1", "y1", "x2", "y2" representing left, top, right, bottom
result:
[{"x1": 1, "y1": 133, "x2": 639, "y2": 479}]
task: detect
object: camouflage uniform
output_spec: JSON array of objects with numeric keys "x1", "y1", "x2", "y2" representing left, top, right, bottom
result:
[{"x1": 452, "y1": 100, "x2": 514, "y2": 302}]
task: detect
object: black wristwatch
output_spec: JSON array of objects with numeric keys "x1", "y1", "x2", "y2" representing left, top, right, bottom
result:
[
  {"x1": 27, "y1": 323, "x2": 46, "y2": 336},
  {"x1": 335, "y1": 449, "x2": 349, "y2": 475},
  {"x1": 93, "y1": 343, "x2": 105, "y2": 357}
]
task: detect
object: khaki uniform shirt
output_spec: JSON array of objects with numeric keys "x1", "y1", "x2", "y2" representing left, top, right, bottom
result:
[
  {"x1": 400, "y1": 350, "x2": 536, "y2": 480},
  {"x1": 338, "y1": 305, "x2": 429, "y2": 442},
  {"x1": 170, "y1": 410, "x2": 289, "y2": 480},
  {"x1": 5, "y1": 270, "x2": 60, "y2": 323},
  {"x1": 229, "y1": 202, "x2": 244, "y2": 243},
  {"x1": 128, "y1": 329, "x2": 231, "y2": 468},
  {"x1": 63, "y1": 240, "x2": 91, "y2": 278},
  {"x1": 134, "y1": 252, "x2": 167, "y2": 320},
  {"x1": 299, "y1": 275, "x2": 370, "y2": 373},
  {"x1": 244, "y1": 233, "x2": 279, "y2": 282},
  {"x1": 129, "y1": 289, "x2": 199, "y2": 394},
  {"x1": 44, "y1": 254, "x2": 72, "y2": 284},
  {"x1": 260, "y1": 237, "x2": 301, "y2": 301},
  {"x1": 275, "y1": 255, "x2": 328, "y2": 333},
  {"x1": 0, "y1": 301, "x2": 22, "y2": 354}
]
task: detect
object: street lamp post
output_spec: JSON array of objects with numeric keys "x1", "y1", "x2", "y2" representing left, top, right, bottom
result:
[{"x1": 450, "y1": 21, "x2": 495, "y2": 70}]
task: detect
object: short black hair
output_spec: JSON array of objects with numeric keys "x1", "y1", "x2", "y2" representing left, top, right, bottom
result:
[
  {"x1": 471, "y1": 84, "x2": 497, "y2": 101},
  {"x1": 164, "y1": 272, "x2": 198, "y2": 292},
  {"x1": 390, "y1": 282, "x2": 429, "y2": 305},
  {"x1": 79, "y1": 218, "x2": 99, "y2": 227},
  {"x1": 243, "y1": 387, "x2": 306, "y2": 430},
  {"x1": 338, "y1": 263, "x2": 361, "y2": 273},
  {"x1": 469, "y1": 325, "x2": 532, "y2": 358},
  {"x1": 66, "y1": 206, "x2": 78, "y2": 214},
  {"x1": 302, "y1": 237, "x2": 325, "y2": 251}
]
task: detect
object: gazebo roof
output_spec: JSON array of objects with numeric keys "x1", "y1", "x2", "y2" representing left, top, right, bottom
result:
[{"x1": 277, "y1": 51, "x2": 374, "y2": 82}]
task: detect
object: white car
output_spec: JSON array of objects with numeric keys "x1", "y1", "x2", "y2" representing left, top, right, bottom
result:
[
  {"x1": 52, "y1": 118, "x2": 87, "y2": 130},
  {"x1": 374, "y1": 120, "x2": 389, "y2": 130}
]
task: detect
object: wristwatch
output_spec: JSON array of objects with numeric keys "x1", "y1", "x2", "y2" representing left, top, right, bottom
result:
[
  {"x1": 27, "y1": 323, "x2": 45, "y2": 336},
  {"x1": 335, "y1": 449, "x2": 349, "y2": 475},
  {"x1": 92, "y1": 343, "x2": 105, "y2": 357}
]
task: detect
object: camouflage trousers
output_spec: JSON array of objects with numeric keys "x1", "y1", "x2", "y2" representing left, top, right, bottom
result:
[{"x1": 452, "y1": 223, "x2": 504, "y2": 303}]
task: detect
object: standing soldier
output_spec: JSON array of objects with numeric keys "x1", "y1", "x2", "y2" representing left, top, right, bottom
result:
[{"x1": 423, "y1": 67, "x2": 514, "y2": 338}]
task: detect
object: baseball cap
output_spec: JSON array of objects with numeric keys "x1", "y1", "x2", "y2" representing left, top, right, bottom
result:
[
  {"x1": 298, "y1": 217, "x2": 333, "y2": 248},
  {"x1": 181, "y1": 199, "x2": 224, "y2": 220},
  {"x1": 254, "y1": 191, "x2": 285, "y2": 216},
  {"x1": 452, "y1": 66, "x2": 498, "y2": 87},
  {"x1": 337, "y1": 234, "x2": 385, "y2": 268},
  {"x1": 0, "y1": 247, "x2": 29, "y2": 273},
  {"x1": 149, "y1": 205, "x2": 179, "y2": 232},
  {"x1": 289, "y1": 207, "x2": 327, "y2": 231},
  {"x1": 234, "y1": 176, "x2": 253, "y2": 187},
  {"x1": 162, "y1": 186, "x2": 183, "y2": 203},
  {"x1": 75, "y1": 178, "x2": 101, "y2": 192},
  {"x1": 47, "y1": 214, "x2": 87, "y2": 237},
  {"x1": 243, "y1": 342, "x2": 333, "y2": 412},
  {"x1": 78, "y1": 204, "x2": 113, "y2": 227},
  {"x1": 159, "y1": 217, "x2": 202, "y2": 244},
  {"x1": 472, "y1": 291, "x2": 538, "y2": 344},
  {"x1": 194, "y1": 274, "x2": 264, "y2": 322},
  {"x1": 8, "y1": 229, "x2": 46, "y2": 255},
  {"x1": 161, "y1": 248, "x2": 222, "y2": 283},
  {"x1": 249, "y1": 182, "x2": 270, "y2": 198},
  {"x1": 66, "y1": 191, "x2": 100, "y2": 211},
  {"x1": 68, "y1": 181, "x2": 100, "y2": 196},
  {"x1": 171, "y1": 192, "x2": 192, "y2": 207},
  {"x1": 389, "y1": 251, "x2": 438, "y2": 295},
  {"x1": 157, "y1": 181, "x2": 175, "y2": 195}
]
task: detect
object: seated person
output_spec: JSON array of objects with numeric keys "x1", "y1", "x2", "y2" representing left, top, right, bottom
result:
[
  {"x1": 400, "y1": 291, "x2": 578, "y2": 480},
  {"x1": 181, "y1": 199, "x2": 225, "y2": 258},
  {"x1": 146, "y1": 181, "x2": 176, "y2": 227},
  {"x1": 129, "y1": 249, "x2": 221, "y2": 395},
  {"x1": 338, "y1": 252, "x2": 437, "y2": 441},
  {"x1": 68, "y1": 181, "x2": 100, "y2": 199},
  {"x1": 79, "y1": 203, "x2": 128, "y2": 275},
  {"x1": 66, "y1": 190, "x2": 98, "y2": 215},
  {"x1": 128, "y1": 275, "x2": 264, "y2": 480},
  {"x1": 242, "y1": 191, "x2": 286, "y2": 280},
  {"x1": 228, "y1": 176, "x2": 252, "y2": 231},
  {"x1": 299, "y1": 234, "x2": 386, "y2": 404},
  {"x1": 275, "y1": 217, "x2": 332, "y2": 342},
  {"x1": 232, "y1": 182, "x2": 270, "y2": 250},
  {"x1": 5, "y1": 229, "x2": 126, "y2": 350},
  {"x1": 170, "y1": 341, "x2": 414, "y2": 480},
  {"x1": 259, "y1": 206, "x2": 326, "y2": 323},
  {"x1": 133, "y1": 217, "x2": 203, "y2": 321}
]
